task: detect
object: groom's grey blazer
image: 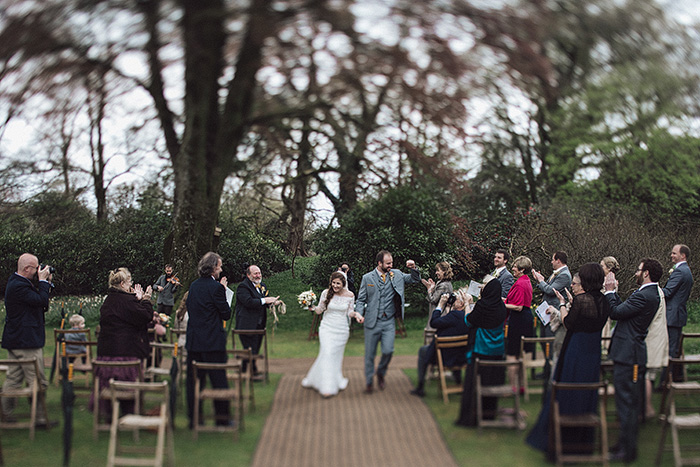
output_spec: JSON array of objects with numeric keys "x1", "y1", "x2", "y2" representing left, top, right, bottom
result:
[{"x1": 355, "y1": 268, "x2": 421, "y2": 329}]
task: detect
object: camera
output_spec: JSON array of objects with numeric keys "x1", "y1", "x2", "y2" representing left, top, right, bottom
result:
[
  {"x1": 341, "y1": 266, "x2": 348, "y2": 272},
  {"x1": 40, "y1": 264, "x2": 56, "y2": 274},
  {"x1": 446, "y1": 293, "x2": 457, "y2": 306}
]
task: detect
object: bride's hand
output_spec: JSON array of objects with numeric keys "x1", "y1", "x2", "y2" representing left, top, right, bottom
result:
[{"x1": 353, "y1": 312, "x2": 364, "y2": 324}]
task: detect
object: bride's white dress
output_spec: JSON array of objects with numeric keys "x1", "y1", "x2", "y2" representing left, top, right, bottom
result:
[{"x1": 301, "y1": 290, "x2": 354, "y2": 396}]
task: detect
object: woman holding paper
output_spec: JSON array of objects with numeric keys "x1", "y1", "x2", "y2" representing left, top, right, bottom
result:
[
  {"x1": 504, "y1": 255, "x2": 535, "y2": 393},
  {"x1": 526, "y1": 263, "x2": 610, "y2": 458}
]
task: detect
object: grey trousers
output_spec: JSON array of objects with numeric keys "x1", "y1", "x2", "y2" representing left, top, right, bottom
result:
[{"x1": 364, "y1": 318, "x2": 395, "y2": 385}]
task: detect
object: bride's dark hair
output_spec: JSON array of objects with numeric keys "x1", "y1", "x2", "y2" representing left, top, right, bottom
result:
[{"x1": 324, "y1": 271, "x2": 347, "y2": 308}]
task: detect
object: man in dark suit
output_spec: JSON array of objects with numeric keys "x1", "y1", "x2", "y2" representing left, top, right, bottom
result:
[
  {"x1": 185, "y1": 252, "x2": 233, "y2": 428},
  {"x1": 410, "y1": 289, "x2": 469, "y2": 397},
  {"x1": 663, "y1": 244, "x2": 693, "y2": 381},
  {"x1": 2, "y1": 253, "x2": 54, "y2": 426},
  {"x1": 492, "y1": 249, "x2": 515, "y2": 298},
  {"x1": 234, "y1": 265, "x2": 279, "y2": 375},
  {"x1": 604, "y1": 258, "x2": 663, "y2": 463}
]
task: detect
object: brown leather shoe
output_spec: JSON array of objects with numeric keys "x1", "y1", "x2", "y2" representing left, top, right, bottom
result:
[
  {"x1": 377, "y1": 374, "x2": 386, "y2": 390},
  {"x1": 365, "y1": 384, "x2": 373, "y2": 394}
]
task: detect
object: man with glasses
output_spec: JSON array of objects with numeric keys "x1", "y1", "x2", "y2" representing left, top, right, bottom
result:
[
  {"x1": 1, "y1": 253, "x2": 54, "y2": 426},
  {"x1": 604, "y1": 258, "x2": 663, "y2": 463}
]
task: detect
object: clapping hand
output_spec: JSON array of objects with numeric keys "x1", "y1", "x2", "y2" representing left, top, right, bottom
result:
[
  {"x1": 422, "y1": 278, "x2": 435, "y2": 291},
  {"x1": 219, "y1": 276, "x2": 228, "y2": 288},
  {"x1": 532, "y1": 269, "x2": 544, "y2": 283},
  {"x1": 553, "y1": 288, "x2": 564, "y2": 304},
  {"x1": 564, "y1": 288, "x2": 573, "y2": 303},
  {"x1": 604, "y1": 272, "x2": 617, "y2": 292}
]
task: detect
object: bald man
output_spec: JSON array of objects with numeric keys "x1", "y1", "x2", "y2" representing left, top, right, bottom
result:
[{"x1": 2, "y1": 253, "x2": 54, "y2": 425}]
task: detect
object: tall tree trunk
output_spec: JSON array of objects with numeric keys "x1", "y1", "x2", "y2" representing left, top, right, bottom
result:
[
  {"x1": 169, "y1": 0, "x2": 279, "y2": 284},
  {"x1": 285, "y1": 122, "x2": 312, "y2": 256}
]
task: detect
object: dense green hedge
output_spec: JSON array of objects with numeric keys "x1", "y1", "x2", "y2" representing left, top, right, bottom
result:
[{"x1": 0, "y1": 194, "x2": 290, "y2": 296}]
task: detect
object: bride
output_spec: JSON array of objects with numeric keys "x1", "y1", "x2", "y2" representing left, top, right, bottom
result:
[{"x1": 302, "y1": 271, "x2": 364, "y2": 397}]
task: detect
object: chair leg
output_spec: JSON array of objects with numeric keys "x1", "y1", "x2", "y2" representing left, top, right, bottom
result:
[{"x1": 29, "y1": 384, "x2": 37, "y2": 441}]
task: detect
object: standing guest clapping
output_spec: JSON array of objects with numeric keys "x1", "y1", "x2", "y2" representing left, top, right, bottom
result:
[
  {"x1": 421, "y1": 261, "x2": 454, "y2": 334},
  {"x1": 504, "y1": 256, "x2": 534, "y2": 394},
  {"x1": 93, "y1": 268, "x2": 153, "y2": 417},
  {"x1": 526, "y1": 265, "x2": 610, "y2": 459},
  {"x1": 604, "y1": 258, "x2": 662, "y2": 463}
]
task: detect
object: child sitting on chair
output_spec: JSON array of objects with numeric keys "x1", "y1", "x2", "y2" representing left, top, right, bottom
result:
[{"x1": 65, "y1": 314, "x2": 88, "y2": 363}]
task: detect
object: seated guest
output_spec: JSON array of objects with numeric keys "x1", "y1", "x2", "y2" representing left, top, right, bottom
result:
[
  {"x1": 526, "y1": 264, "x2": 610, "y2": 459},
  {"x1": 65, "y1": 314, "x2": 88, "y2": 363},
  {"x1": 410, "y1": 287, "x2": 469, "y2": 397},
  {"x1": 455, "y1": 279, "x2": 507, "y2": 426},
  {"x1": 91, "y1": 268, "x2": 154, "y2": 417}
]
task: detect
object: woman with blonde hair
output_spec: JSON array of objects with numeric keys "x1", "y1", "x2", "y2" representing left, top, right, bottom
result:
[
  {"x1": 599, "y1": 256, "x2": 620, "y2": 338},
  {"x1": 91, "y1": 268, "x2": 154, "y2": 417}
]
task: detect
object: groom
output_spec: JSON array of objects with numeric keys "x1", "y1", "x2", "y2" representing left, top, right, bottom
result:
[{"x1": 356, "y1": 250, "x2": 420, "y2": 394}]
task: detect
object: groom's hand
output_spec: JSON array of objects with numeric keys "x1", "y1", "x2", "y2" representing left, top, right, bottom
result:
[{"x1": 406, "y1": 260, "x2": 416, "y2": 269}]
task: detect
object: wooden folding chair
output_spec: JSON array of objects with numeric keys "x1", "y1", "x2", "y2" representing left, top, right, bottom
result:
[
  {"x1": 231, "y1": 329, "x2": 269, "y2": 383},
  {"x1": 435, "y1": 334, "x2": 469, "y2": 404},
  {"x1": 227, "y1": 348, "x2": 255, "y2": 411},
  {"x1": 475, "y1": 359, "x2": 526, "y2": 430},
  {"x1": 551, "y1": 381, "x2": 609, "y2": 467},
  {"x1": 659, "y1": 357, "x2": 700, "y2": 425},
  {"x1": 520, "y1": 336, "x2": 555, "y2": 402},
  {"x1": 656, "y1": 381, "x2": 700, "y2": 466},
  {"x1": 92, "y1": 359, "x2": 144, "y2": 440},
  {"x1": 107, "y1": 380, "x2": 174, "y2": 467},
  {"x1": 145, "y1": 343, "x2": 176, "y2": 383},
  {"x1": 191, "y1": 361, "x2": 243, "y2": 440},
  {"x1": 680, "y1": 333, "x2": 700, "y2": 382},
  {"x1": 0, "y1": 358, "x2": 49, "y2": 440}
]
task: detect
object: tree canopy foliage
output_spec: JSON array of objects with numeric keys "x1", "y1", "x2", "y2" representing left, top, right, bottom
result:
[{"x1": 0, "y1": 0, "x2": 698, "y2": 280}]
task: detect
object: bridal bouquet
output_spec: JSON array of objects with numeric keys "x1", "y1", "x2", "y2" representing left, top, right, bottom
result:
[{"x1": 297, "y1": 289, "x2": 317, "y2": 310}]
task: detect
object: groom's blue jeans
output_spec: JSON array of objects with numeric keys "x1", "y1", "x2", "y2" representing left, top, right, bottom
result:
[{"x1": 364, "y1": 317, "x2": 395, "y2": 386}]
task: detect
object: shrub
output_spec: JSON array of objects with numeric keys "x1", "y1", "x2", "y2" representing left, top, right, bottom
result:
[{"x1": 310, "y1": 186, "x2": 459, "y2": 317}]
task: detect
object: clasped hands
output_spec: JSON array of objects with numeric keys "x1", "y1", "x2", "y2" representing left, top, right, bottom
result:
[{"x1": 134, "y1": 284, "x2": 153, "y2": 301}]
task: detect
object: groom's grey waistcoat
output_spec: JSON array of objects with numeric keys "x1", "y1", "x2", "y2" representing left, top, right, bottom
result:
[{"x1": 356, "y1": 267, "x2": 420, "y2": 329}]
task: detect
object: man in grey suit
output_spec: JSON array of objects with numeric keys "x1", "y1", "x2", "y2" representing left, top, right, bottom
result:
[
  {"x1": 532, "y1": 251, "x2": 572, "y2": 337},
  {"x1": 604, "y1": 258, "x2": 662, "y2": 463},
  {"x1": 492, "y1": 249, "x2": 515, "y2": 298},
  {"x1": 663, "y1": 244, "x2": 693, "y2": 381},
  {"x1": 356, "y1": 250, "x2": 420, "y2": 394}
]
